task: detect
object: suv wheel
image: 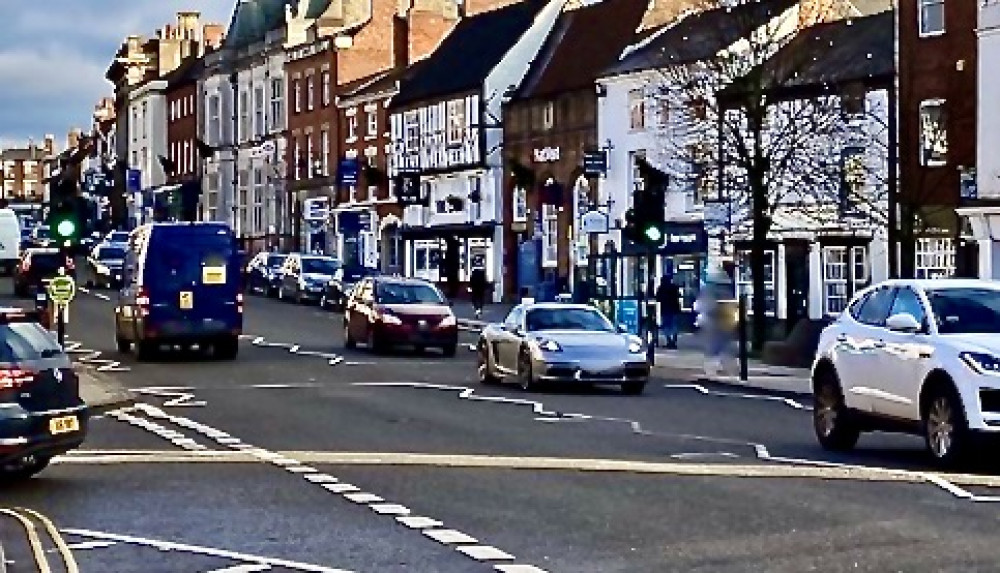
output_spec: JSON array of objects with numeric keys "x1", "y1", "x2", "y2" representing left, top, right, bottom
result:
[
  {"x1": 0, "y1": 455, "x2": 50, "y2": 482},
  {"x1": 116, "y1": 334, "x2": 132, "y2": 354},
  {"x1": 924, "y1": 384, "x2": 969, "y2": 465},
  {"x1": 477, "y1": 342, "x2": 499, "y2": 385},
  {"x1": 813, "y1": 368, "x2": 860, "y2": 451},
  {"x1": 344, "y1": 322, "x2": 356, "y2": 350}
]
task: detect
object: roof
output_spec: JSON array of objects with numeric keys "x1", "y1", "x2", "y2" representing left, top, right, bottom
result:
[
  {"x1": 341, "y1": 58, "x2": 433, "y2": 103},
  {"x1": 724, "y1": 10, "x2": 894, "y2": 99},
  {"x1": 848, "y1": 0, "x2": 893, "y2": 16},
  {"x1": 162, "y1": 53, "x2": 205, "y2": 88},
  {"x1": 0, "y1": 147, "x2": 47, "y2": 161},
  {"x1": 223, "y1": 0, "x2": 293, "y2": 50},
  {"x1": 392, "y1": 0, "x2": 548, "y2": 108},
  {"x1": 601, "y1": 0, "x2": 799, "y2": 78},
  {"x1": 515, "y1": 0, "x2": 648, "y2": 99}
]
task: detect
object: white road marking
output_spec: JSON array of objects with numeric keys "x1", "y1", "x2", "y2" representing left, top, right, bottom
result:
[
  {"x1": 458, "y1": 545, "x2": 515, "y2": 561},
  {"x1": 132, "y1": 387, "x2": 206, "y2": 407},
  {"x1": 329, "y1": 356, "x2": 344, "y2": 365},
  {"x1": 663, "y1": 383, "x2": 813, "y2": 411},
  {"x1": 424, "y1": 529, "x2": 478, "y2": 545},
  {"x1": 79, "y1": 287, "x2": 112, "y2": 301},
  {"x1": 321, "y1": 483, "x2": 360, "y2": 493},
  {"x1": 304, "y1": 474, "x2": 339, "y2": 484},
  {"x1": 64, "y1": 540, "x2": 117, "y2": 551},
  {"x1": 396, "y1": 516, "x2": 442, "y2": 529},
  {"x1": 369, "y1": 504, "x2": 411, "y2": 516},
  {"x1": 495, "y1": 565, "x2": 550, "y2": 573},
  {"x1": 670, "y1": 452, "x2": 739, "y2": 460},
  {"x1": 63, "y1": 340, "x2": 129, "y2": 372},
  {"x1": 206, "y1": 565, "x2": 272, "y2": 573},
  {"x1": 62, "y1": 529, "x2": 354, "y2": 573},
  {"x1": 342, "y1": 493, "x2": 383, "y2": 504},
  {"x1": 250, "y1": 336, "x2": 344, "y2": 364}
]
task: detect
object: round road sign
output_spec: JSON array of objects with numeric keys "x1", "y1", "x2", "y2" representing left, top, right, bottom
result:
[{"x1": 47, "y1": 275, "x2": 77, "y2": 305}]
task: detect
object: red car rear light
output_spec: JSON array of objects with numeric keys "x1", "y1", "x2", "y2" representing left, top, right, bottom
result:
[
  {"x1": 0, "y1": 368, "x2": 36, "y2": 390},
  {"x1": 65, "y1": 257, "x2": 75, "y2": 270},
  {"x1": 237, "y1": 292, "x2": 244, "y2": 313},
  {"x1": 136, "y1": 287, "x2": 150, "y2": 317}
]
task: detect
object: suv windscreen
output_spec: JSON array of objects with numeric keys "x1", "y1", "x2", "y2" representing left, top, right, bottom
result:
[
  {"x1": 99, "y1": 246, "x2": 126, "y2": 260},
  {"x1": 266, "y1": 254, "x2": 287, "y2": 268},
  {"x1": 376, "y1": 283, "x2": 444, "y2": 304},
  {"x1": 0, "y1": 322, "x2": 63, "y2": 362}
]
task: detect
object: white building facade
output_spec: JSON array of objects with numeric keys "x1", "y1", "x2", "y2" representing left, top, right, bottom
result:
[
  {"x1": 126, "y1": 80, "x2": 169, "y2": 227},
  {"x1": 979, "y1": 0, "x2": 1000, "y2": 201}
]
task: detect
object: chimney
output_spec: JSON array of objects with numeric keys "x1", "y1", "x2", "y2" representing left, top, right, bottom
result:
[
  {"x1": 44, "y1": 135, "x2": 54, "y2": 156},
  {"x1": 797, "y1": 0, "x2": 842, "y2": 28},
  {"x1": 408, "y1": 0, "x2": 460, "y2": 63},
  {"x1": 28, "y1": 138, "x2": 36, "y2": 156},
  {"x1": 393, "y1": 14, "x2": 410, "y2": 69}
]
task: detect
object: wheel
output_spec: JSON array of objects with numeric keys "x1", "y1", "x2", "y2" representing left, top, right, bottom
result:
[
  {"x1": 414, "y1": 345, "x2": 425, "y2": 354},
  {"x1": 0, "y1": 455, "x2": 50, "y2": 483},
  {"x1": 116, "y1": 334, "x2": 132, "y2": 354},
  {"x1": 477, "y1": 342, "x2": 500, "y2": 385},
  {"x1": 320, "y1": 294, "x2": 329, "y2": 310},
  {"x1": 344, "y1": 322, "x2": 357, "y2": 350},
  {"x1": 214, "y1": 336, "x2": 239, "y2": 360},
  {"x1": 136, "y1": 340, "x2": 157, "y2": 362},
  {"x1": 367, "y1": 327, "x2": 385, "y2": 354},
  {"x1": 622, "y1": 381, "x2": 647, "y2": 395},
  {"x1": 813, "y1": 368, "x2": 860, "y2": 452},
  {"x1": 441, "y1": 343, "x2": 457, "y2": 357},
  {"x1": 277, "y1": 286, "x2": 285, "y2": 301},
  {"x1": 924, "y1": 383, "x2": 969, "y2": 465},
  {"x1": 517, "y1": 348, "x2": 537, "y2": 392}
]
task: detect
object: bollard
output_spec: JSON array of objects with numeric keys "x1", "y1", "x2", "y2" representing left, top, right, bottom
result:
[{"x1": 738, "y1": 295, "x2": 748, "y2": 382}]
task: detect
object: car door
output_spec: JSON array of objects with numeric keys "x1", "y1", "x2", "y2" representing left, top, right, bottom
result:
[
  {"x1": 875, "y1": 286, "x2": 933, "y2": 421},
  {"x1": 494, "y1": 306, "x2": 525, "y2": 373},
  {"x1": 347, "y1": 279, "x2": 372, "y2": 341},
  {"x1": 280, "y1": 256, "x2": 297, "y2": 297},
  {"x1": 246, "y1": 253, "x2": 263, "y2": 291},
  {"x1": 836, "y1": 285, "x2": 896, "y2": 413}
]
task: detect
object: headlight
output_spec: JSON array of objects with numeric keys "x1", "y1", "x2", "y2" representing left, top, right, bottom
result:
[
  {"x1": 960, "y1": 352, "x2": 1000, "y2": 375},
  {"x1": 439, "y1": 315, "x2": 456, "y2": 328},
  {"x1": 96, "y1": 264, "x2": 110, "y2": 275},
  {"x1": 628, "y1": 341, "x2": 644, "y2": 354},
  {"x1": 380, "y1": 313, "x2": 403, "y2": 325},
  {"x1": 538, "y1": 339, "x2": 562, "y2": 352}
]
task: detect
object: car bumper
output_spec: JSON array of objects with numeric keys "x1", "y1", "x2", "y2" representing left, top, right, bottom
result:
[
  {"x1": 376, "y1": 324, "x2": 458, "y2": 347},
  {"x1": 536, "y1": 360, "x2": 650, "y2": 384},
  {"x1": 0, "y1": 405, "x2": 89, "y2": 463}
]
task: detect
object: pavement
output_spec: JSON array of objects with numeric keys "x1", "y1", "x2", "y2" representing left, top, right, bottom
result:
[{"x1": 3, "y1": 281, "x2": 1000, "y2": 571}]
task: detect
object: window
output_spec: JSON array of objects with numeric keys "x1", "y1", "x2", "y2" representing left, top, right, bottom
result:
[
  {"x1": 294, "y1": 139, "x2": 301, "y2": 180},
  {"x1": 888, "y1": 287, "x2": 927, "y2": 327},
  {"x1": 628, "y1": 89, "x2": 645, "y2": 130},
  {"x1": 141, "y1": 102, "x2": 147, "y2": 138},
  {"x1": 366, "y1": 111, "x2": 378, "y2": 138},
  {"x1": 915, "y1": 237, "x2": 955, "y2": 279},
  {"x1": 919, "y1": 99, "x2": 948, "y2": 167},
  {"x1": 737, "y1": 251, "x2": 776, "y2": 316},
  {"x1": 348, "y1": 116, "x2": 358, "y2": 141},
  {"x1": 541, "y1": 204, "x2": 558, "y2": 268},
  {"x1": 447, "y1": 100, "x2": 465, "y2": 144},
  {"x1": 320, "y1": 129, "x2": 329, "y2": 175},
  {"x1": 822, "y1": 247, "x2": 868, "y2": 315},
  {"x1": 855, "y1": 286, "x2": 894, "y2": 327},
  {"x1": 254, "y1": 87, "x2": 264, "y2": 138},
  {"x1": 404, "y1": 112, "x2": 419, "y2": 150},
  {"x1": 322, "y1": 71, "x2": 331, "y2": 106},
  {"x1": 253, "y1": 168, "x2": 264, "y2": 234},
  {"x1": 270, "y1": 78, "x2": 284, "y2": 130},
  {"x1": 306, "y1": 136, "x2": 314, "y2": 177},
  {"x1": 512, "y1": 187, "x2": 527, "y2": 223},
  {"x1": 293, "y1": 79, "x2": 301, "y2": 113},
  {"x1": 918, "y1": 0, "x2": 945, "y2": 36},
  {"x1": 306, "y1": 74, "x2": 315, "y2": 111},
  {"x1": 541, "y1": 101, "x2": 554, "y2": 130},
  {"x1": 239, "y1": 91, "x2": 250, "y2": 141},
  {"x1": 183, "y1": 141, "x2": 191, "y2": 174},
  {"x1": 208, "y1": 95, "x2": 221, "y2": 145}
]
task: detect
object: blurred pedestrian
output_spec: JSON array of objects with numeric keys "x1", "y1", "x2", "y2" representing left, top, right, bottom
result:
[
  {"x1": 695, "y1": 276, "x2": 734, "y2": 377},
  {"x1": 656, "y1": 275, "x2": 681, "y2": 349},
  {"x1": 469, "y1": 268, "x2": 487, "y2": 319}
]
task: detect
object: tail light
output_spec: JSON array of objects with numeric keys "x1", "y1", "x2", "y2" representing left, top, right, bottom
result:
[
  {"x1": 237, "y1": 292, "x2": 244, "y2": 314},
  {"x1": 136, "y1": 287, "x2": 151, "y2": 317},
  {"x1": 0, "y1": 368, "x2": 35, "y2": 390},
  {"x1": 65, "y1": 257, "x2": 75, "y2": 271},
  {"x1": 19, "y1": 260, "x2": 29, "y2": 272}
]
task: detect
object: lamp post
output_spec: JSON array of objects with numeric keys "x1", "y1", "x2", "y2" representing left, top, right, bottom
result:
[{"x1": 229, "y1": 71, "x2": 239, "y2": 240}]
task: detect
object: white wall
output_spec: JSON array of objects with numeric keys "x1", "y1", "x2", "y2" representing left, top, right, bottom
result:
[
  {"x1": 979, "y1": 1, "x2": 1000, "y2": 199},
  {"x1": 127, "y1": 80, "x2": 168, "y2": 191}
]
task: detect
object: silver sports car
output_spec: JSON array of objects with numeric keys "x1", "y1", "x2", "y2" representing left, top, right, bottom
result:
[{"x1": 476, "y1": 303, "x2": 650, "y2": 394}]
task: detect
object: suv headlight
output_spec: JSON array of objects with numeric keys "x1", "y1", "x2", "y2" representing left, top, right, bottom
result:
[
  {"x1": 439, "y1": 315, "x2": 456, "y2": 328},
  {"x1": 538, "y1": 339, "x2": 562, "y2": 352},
  {"x1": 628, "y1": 341, "x2": 644, "y2": 354},
  {"x1": 960, "y1": 352, "x2": 1000, "y2": 375}
]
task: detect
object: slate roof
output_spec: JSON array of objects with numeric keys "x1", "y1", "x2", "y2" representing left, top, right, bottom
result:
[
  {"x1": 723, "y1": 10, "x2": 894, "y2": 100},
  {"x1": 515, "y1": 0, "x2": 648, "y2": 100},
  {"x1": 392, "y1": 0, "x2": 548, "y2": 108},
  {"x1": 601, "y1": 0, "x2": 799, "y2": 78},
  {"x1": 224, "y1": 0, "x2": 294, "y2": 50},
  {"x1": 163, "y1": 53, "x2": 206, "y2": 88},
  {"x1": 341, "y1": 59, "x2": 432, "y2": 103}
]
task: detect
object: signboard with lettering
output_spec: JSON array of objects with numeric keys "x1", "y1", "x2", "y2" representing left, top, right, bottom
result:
[
  {"x1": 303, "y1": 197, "x2": 329, "y2": 222},
  {"x1": 580, "y1": 210, "x2": 609, "y2": 234},
  {"x1": 658, "y1": 222, "x2": 708, "y2": 256},
  {"x1": 615, "y1": 299, "x2": 640, "y2": 336},
  {"x1": 583, "y1": 150, "x2": 607, "y2": 177},
  {"x1": 126, "y1": 169, "x2": 142, "y2": 192},
  {"x1": 533, "y1": 147, "x2": 560, "y2": 163},
  {"x1": 394, "y1": 171, "x2": 422, "y2": 205}
]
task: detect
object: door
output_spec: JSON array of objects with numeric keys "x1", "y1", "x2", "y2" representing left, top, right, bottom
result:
[
  {"x1": 837, "y1": 285, "x2": 896, "y2": 412},
  {"x1": 494, "y1": 306, "x2": 525, "y2": 372},
  {"x1": 281, "y1": 256, "x2": 299, "y2": 297},
  {"x1": 875, "y1": 286, "x2": 931, "y2": 421},
  {"x1": 784, "y1": 242, "x2": 809, "y2": 333},
  {"x1": 348, "y1": 280, "x2": 374, "y2": 342}
]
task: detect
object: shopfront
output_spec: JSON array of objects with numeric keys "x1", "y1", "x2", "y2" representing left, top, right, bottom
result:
[
  {"x1": 335, "y1": 209, "x2": 375, "y2": 267},
  {"x1": 401, "y1": 224, "x2": 497, "y2": 300}
]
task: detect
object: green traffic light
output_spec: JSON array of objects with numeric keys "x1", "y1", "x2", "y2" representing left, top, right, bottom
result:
[
  {"x1": 642, "y1": 224, "x2": 662, "y2": 243},
  {"x1": 55, "y1": 219, "x2": 77, "y2": 238}
]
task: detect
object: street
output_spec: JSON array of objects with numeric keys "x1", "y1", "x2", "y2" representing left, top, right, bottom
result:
[{"x1": 5, "y1": 282, "x2": 1000, "y2": 572}]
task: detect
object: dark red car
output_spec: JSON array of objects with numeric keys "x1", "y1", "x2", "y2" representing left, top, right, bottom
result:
[{"x1": 343, "y1": 277, "x2": 458, "y2": 356}]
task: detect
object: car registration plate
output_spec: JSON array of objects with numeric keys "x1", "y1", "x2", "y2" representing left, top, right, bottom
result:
[
  {"x1": 179, "y1": 291, "x2": 194, "y2": 310},
  {"x1": 49, "y1": 415, "x2": 79, "y2": 435}
]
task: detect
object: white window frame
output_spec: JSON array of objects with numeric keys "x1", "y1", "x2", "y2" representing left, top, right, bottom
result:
[
  {"x1": 320, "y1": 129, "x2": 329, "y2": 176},
  {"x1": 822, "y1": 247, "x2": 850, "y2": 316},
  {"x1": 541, "y1": 204, "x2": 558, "y2": 268},
  {"x1": 915, "y1": 237, "x2": 955, "y2": 279},
  {"x1": 270, "y1": 78, "x2": 284, "y2": 130},
  {"x1": 447, "y1": 100, "x2": 465, "y2": 145},
  {"x1": 294, "y1": 139, "x2": 302, "y2": 181},
  {"x1": 322, "y1": 71, "x2": 331, "y2": 106},
  {"x1": 306, "y1": 74, "x2": 315, "y2": 111},
  {"x1": 918, "y1": 0, "x2": 945, "y2": 37},
  {"x1": 208, "y1": 95, "x2": 221, "y2": 145},
  {"x1": 404, "y1": 112, "x2": 420, "y2": 150},
  {"x1": 366, "y1": 111, "x2": 378, "y2": 139},
  {"x1": 541, "y1": 101, "x2": 554, "y2": 130},
  {"x1": 628, "y1": 89, "x2": 645, "y2": 131},
  {"x1": 512, "y1": 186, "x2": 527, "y2": 223},
  {"x1": 737, "y1": 251, "x2": 776, "y2": 317},
  {"x1": 348, "y1": 116, "x2": 358, "y2": 142},
  {"x1": 254, "y1": 86, "x2": 265, "y2": 138},
  {"x1": 293, "y1": 79, "x2": 302, "y2": 114},
  {"x1": 919, "y1": 99, "x2": 948, "y2": 167},
  {"x1": 306, "y1": 136, "x2": 314, "y2": 177}
]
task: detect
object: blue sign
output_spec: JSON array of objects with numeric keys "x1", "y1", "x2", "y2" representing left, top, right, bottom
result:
[
  {"x1": 615, "y1": 299, "x2": 640, "y2": 336},
  {"x1": 583, "y1": 151, "x2": 607, "y2": 177},
  {"x1": 659, "y1": 222, "x2": 708, "y2": 256},
  {"x1": 126, "y1": 169, "x2": 142, "y2": 192},
  {"x1": 338, "y1": 159, "x2": 360, "y2": 187},
  {"x1": 303, "y1": 197, "x2": 329, "y2": 221},
  {"x1": 517, "y1": 239, "x2": 540, "y2": 296}
]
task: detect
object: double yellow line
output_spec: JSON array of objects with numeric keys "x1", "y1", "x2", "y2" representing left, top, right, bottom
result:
[{"x1": 0, "y1": 508, "x2": 78, "y2": 573}]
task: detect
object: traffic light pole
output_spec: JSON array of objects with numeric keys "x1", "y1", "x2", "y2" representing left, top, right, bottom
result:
[
  {"x1": 646, "y1": 246, "x2": 657, "y2": 366},
  {"x1": 56, "y1": 303, "x2": 66, "y2": 348}
]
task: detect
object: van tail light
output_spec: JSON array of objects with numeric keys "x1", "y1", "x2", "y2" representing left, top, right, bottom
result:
[
  {"x1": 237, "y1": 292, "x2": 244, "y2": 314},
  {"x1": 136, "y1": 287, "x2": 151, "y2": 317},
  {"x1": 0, "y1": 368, "x2": 36, "y2": 390}
]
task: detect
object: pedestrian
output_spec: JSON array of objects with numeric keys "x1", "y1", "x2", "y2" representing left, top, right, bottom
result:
[
  {"x1": 469, "y1": 268, "x2": 488, "y2": 320},
  {"x1": 656, "y1": 275, "x2": 681, "y2": 349}
]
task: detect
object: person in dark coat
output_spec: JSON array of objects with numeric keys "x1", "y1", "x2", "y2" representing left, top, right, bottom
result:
[
  {"x1": 656, "y1": 275, "x2": 682, "y2": 349},
  {"x1": 469, "y1": 268, "x2": 488, "y2": 319}
]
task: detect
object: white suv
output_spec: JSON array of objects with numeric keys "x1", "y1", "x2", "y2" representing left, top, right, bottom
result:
[{"x1": 812, "y1": 279, "x2": 1000, "y2": 465}]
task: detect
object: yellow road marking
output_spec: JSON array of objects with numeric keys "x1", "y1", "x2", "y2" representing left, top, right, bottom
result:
[
  {"x1": 0, "y1": 508, "x2": 52, "y2": 573},
  {"x1": 17, "y1": 507, "x2": 79, "y2": 573}
]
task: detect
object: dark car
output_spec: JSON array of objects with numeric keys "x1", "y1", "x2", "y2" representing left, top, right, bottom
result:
[
  {"x1": 87, "y1": 243, "x2": 127, "y2": 289},
  {"x1": 343, "y1": 277, "x2": 458, "y2": 356},
  {"x1": 13, "y1": 248, "x2": 76, "y2": 298},
  {"x1": 19, "y1": 228, "x2": 32, "y2": 251},
  {"x1": 321, "y1": 265, "x2": 379, "y2": 311},
  {"x1": 246, "y1": 252, "x2": 287, "y2": 296},
  {"x1": 30, "y1": 225, "x2": 52, "y2": 248},
  {"x1": 0, "y1": 308, "x2": 88, "y2": 482},
  {"x1": 277, "y1": 254, "x2": 340, "y2": 304},
  {"x1": 114, "y1": 223, "x2": 243, "y2": 360}
]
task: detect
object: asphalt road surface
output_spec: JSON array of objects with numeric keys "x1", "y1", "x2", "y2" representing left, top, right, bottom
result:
[{"x1": 4, "y1": 277, "x2": 1000, "y2": 572}]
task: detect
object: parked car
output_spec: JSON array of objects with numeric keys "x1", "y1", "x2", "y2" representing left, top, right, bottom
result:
[
  {"x1": 104, "y1": 230, "x2": 130, "y2": 245},
  {"x1": 344, "y1": 277, "x2": 457, "y2": 356},
  {"x1": 245, "y1": 252, "x2": 287, "y2": 296},
  {"x1": 29, "y1": 225, "x2": 52, "y2": 248},
  {"x1": 0, "y1": 307, "x2": 88, "y2": 482},
  {"x1": 114, "y1": 222, "x2": 243, "y2": 360},
  {"x1": 477, "y1": 303, "x2": 649, "y2": 394},
  {"x1": 321, "y1": 265, "x2": 380, "y2": 311},
  {"x1": 87, "y1": 243, "x2": 127, "y2": 289},
  {"x1": 813, "y1": 279, "x2": 1000, "y2": 465},
  {"x1": 277, "y1": 254, "x2": 340, "y2": 304},
  {"x1": 13, "y1": 248, "x2": 75, "y2": 298},
  {"x1": 0, "y1": 208, "x2": 22, "y2": 275}
]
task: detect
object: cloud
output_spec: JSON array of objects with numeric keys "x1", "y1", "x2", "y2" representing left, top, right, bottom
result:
[{"x1": 0, "y1": 0, "x2": 234, "y2": 146}]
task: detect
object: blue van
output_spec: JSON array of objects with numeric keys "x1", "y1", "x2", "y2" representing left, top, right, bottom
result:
[{"x1": 114, "y1": 223, "x2": 243, "y2": 360}]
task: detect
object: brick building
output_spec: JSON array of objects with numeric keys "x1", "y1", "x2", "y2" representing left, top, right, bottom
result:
[
  {"x1": 164, "y1": 56, "x2": 205, "y2": 186},
  {"x1": 0, "y1": 136, "x2": 55, "y2": 203}
]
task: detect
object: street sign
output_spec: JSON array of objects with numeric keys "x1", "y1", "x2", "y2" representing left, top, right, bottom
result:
[
  {"x1": 580, "y1": 210, "x2": 609, "y2": 234},
  {"x1": 47, "y1": 274, "x2": 76, "y2": 306},
  {"x1": 302, "y1": 197, "x2": 329, "y2": 222}
]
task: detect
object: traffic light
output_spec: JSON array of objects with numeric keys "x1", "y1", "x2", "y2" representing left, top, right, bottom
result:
[
  {"x1": 47, "y1": 178, "x2": 82, "y2": 245},
  {"x1": 630, "y1": 157, "x2": 668, "y2": 249}
]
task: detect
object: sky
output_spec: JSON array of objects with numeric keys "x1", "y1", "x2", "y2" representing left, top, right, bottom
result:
[{"x1": 0, "y1": 0, "x2": 234, "y2": 151}]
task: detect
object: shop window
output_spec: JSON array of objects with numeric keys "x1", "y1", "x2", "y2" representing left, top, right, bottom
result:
[
  {"x1": 737, "y1": 251, "x2": 776, "y2": 316},
  {"x1": 919, "y1": 99, "x2": 948, "y2": 167},
  {"x1": 541, "y1": 204, "x2": 558, "y2": 268},
  {"x1": 447, "y1": 100, "x2": 465, "y2": 144},
  {"x1": 915, "y1": 237, "x2": 955, "y2": 279}
]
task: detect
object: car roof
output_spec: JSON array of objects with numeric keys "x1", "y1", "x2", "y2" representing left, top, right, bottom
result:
[
  {"x1": 519, "y1": 303, "x2": 596, "y2": 311},
  {"x1": 875, "y1": 278, "x2": 1000, "y2": 292},
  {"x1": 375, "y1": 277, "x2": 436, "y2": 286}
]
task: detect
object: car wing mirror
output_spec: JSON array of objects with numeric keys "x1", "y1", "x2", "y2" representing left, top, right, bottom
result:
[
  {"x1": 886, "y1": 313, "x2": 922, "y2": 333},
  {"x1": 617, "y1": 324, "x2": 629, "y2": 334}
]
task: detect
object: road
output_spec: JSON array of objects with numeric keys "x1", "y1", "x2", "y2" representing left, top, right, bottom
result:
[{"x1": 4, "y1": 278, "x2": 1000, "y2": 572}]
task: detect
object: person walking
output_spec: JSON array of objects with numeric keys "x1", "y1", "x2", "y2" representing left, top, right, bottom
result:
[
  {"x1": 469, "y1": 268, "x2": 488, "y2": 320},
  {"x1": 656, "y1": 275, "x2": 682, "y2": 349}
]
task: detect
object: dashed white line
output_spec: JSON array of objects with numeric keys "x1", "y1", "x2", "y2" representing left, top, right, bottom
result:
[
  {"x1": 397, "y1": 516, "x2": 443, "y2": 529},
  {"x1": 424, "y1": 529, "x2": 478, "y2": 545},
  {"x1": 369, "y1": 504, "x2": 411, "y2": 516},
  {"x1": 206, "y1": 564, "x2": 272, "y2": 573},
  {"x1": 458, "y1": 546, "x2": 515, "y2": 561},
  {"x1": 343, "y1": 493, "x2": 384, "y2": 504},
  {"x1": 64, "y1": 540, "x2": 117, "y2": 551},
  {"x1": 663, "y1": 383, "x2": 812, "y2": 411}
]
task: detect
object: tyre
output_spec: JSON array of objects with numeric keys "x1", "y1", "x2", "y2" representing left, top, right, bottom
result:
[
  {"x1": 136, "y1": 340, "x2": 157, "y2": 362},
  {"x1": 344, "y1": 322, "x2": 356, "y2": 350},
  {"x1": 0, "y1": 455, "x2": 50, "y2": 483},
  {"x1": 367, "y1": 328, "x2": 385, "y2": 354},
  {"x1": 517, "y1": 348, "x2": 536, "y2": 392},
  {"x1": 622, "y1": 381, "x2": 646, "y2": 395},
  {"x1": 477, "y1": 342, "x2": 500, "y2": 385},
  {"x1": 320, "y1": 294, "x2": 329, "y2": 310},
  {"x1": 215, "y1": 336, "x2": 239, "y2": 360},
  {"x1": 441, "y1": 343, "x2": 457, "y2": 358},
  {"x1": 923, "y1": 382, "x2": 969, "y2": 466},
  {"x1": 116, "y1": 334, "x2": 132, "y2": 354},
  {"x1": 812, "y1": 368, "x2": 860, "y2": 452}
]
